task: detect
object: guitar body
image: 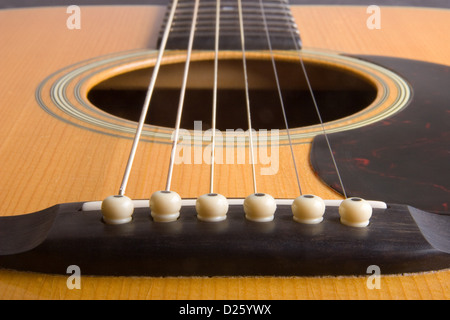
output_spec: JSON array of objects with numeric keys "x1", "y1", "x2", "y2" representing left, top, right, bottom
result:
[{"x1": 0, "y1": 5, "x2": 448, "y2": 299}]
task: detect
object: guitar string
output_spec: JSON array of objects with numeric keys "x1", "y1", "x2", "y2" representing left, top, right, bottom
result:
[
  {"x1": 165, "y1": 0, "x2": 201, "y2": 191},
  {"x1": 209, "y1": 0, "x2": 221, "y2": 194},
  {"x1": 237, "y1": 0, "x2": 258, "y2": 194},
  {"x1": 119, "y1": 0, "x2": 345, "y2": 198},
  {"x1": 285, "y1": 3, "x2": 348, "y2": 198},
  {"x1": 258, "y1": 0, "x2": 303, "y2": 196},
  {"x1": 118, "y1": 0, "x2": 180, "y2": 196}
]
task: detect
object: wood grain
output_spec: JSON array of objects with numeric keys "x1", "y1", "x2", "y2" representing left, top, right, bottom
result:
[{"x1": 0, "y1": 5, "x2": 448, "y2": 299}]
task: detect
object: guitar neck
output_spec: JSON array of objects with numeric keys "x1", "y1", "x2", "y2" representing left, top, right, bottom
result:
[{"x1": 159, "y1": 0, "x2": 302, "y2": 50}]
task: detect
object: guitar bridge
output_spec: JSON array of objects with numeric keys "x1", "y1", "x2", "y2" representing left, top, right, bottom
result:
[{"x1": 0, "y1": 201, "x2": 448, "y2": 276}]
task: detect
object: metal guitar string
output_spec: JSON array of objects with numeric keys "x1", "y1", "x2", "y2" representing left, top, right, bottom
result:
[
  {"x1": 237, "y1": 0, "x2": 258, "y2": 194},
  {"x1": 209, "y1": 0, "x2": 221, "y2": 194},
  {"x1": 118, "y1": 0, "x2": 180, "y2": 196},
  {"x1": 118, "y1": 0, "x2": 345, "y2": 198},
  {"x1": 285, "y1": 3, "x2": 348, "y2": 198},
  {"x1": 258, "y1": 0, "x2": 303, "y2": 196},
  {"x1": 165, "y1": 0, "x2": 200, "y2": 191}
]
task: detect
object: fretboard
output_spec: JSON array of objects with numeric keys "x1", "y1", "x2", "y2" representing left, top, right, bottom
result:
[{"x1": 159, "y1": 0, "x2": 302, "y2": 50}]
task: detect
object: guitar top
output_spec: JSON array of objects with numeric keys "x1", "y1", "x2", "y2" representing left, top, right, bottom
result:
[{"x1": 0, "y1": 3, "x2": 449, "y2": 299}]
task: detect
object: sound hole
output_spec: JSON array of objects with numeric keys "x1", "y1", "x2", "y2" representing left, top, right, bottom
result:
[{"x1": 87, "y1": 58, "x2": 377, "y2": 131}]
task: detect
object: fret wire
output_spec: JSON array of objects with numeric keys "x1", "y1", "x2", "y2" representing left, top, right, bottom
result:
[
  {"x1": 258, "y1": 0, "x2": 303, "y2": 195},
  {"x1": 209, "y1": 0, "x2": 221, "y2": 194},
  {"x1": 167, "y1": 21, "x2": 299, "y2": 29},
  {"x1": 167, "y1": 27, "x2": 299, "y2": 35},
  {"x1": 165, "y1": 0, "x2": 200, "y2": 191},
  {"x1": 170, "y1": 11, "x2": 293, "y2": 21},
  {"x1": 170, "y1": 21, "x2": 298, "y2": 29},
  {"x1": 238, "y1": 0, "x2": 258, "y2": 194},
  {"x1": 117, "y1": 0, "x2": 179, "y2": 196},
  {"x1": 165, "y1": 16, "x2": 295, "y2": 27},
  {"x1": 165, "y1": 34, "x2": 297, "y2": 41},
  {"x1": 174, "y1": 1, "x2": 291, "y2": 10},
  {"x1": 171, "y1": 8, "x2": 291, "y2": 15},
  {"x1": 166, "y1": 28, "x2": 299, "y2": 35},
  {"x1": 170, "y1": 15, "x2": 296, "y2": 24}
]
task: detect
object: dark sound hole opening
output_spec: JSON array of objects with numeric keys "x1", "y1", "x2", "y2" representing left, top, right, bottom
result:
[{"x1": 87, "y1": 58, "x2": 377, "y2": 131}]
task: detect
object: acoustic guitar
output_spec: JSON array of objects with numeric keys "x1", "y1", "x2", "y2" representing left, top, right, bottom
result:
[{"x1": 0, "y1": 0, "x2": 449, "y2": 299}]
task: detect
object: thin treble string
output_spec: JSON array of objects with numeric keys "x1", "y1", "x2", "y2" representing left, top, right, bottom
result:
[
  {"x1": 165, "y1": 0, "x2": 200, "y2": 191},
  {"x1": 237, "y1": 0, "x2": 258, "y2": 194},
  {"x1": 258, "y1": 0, "x2": 303, "y2": 195},
  {"x1": 286, "y1": 3, "x2": 348, "y2": 198},
  {"x1": 118, "y1": 0, "x2": 180, "y2": 196},
  {"x1": 209, "y1": 0, "x2": 221, "y2": 194}
]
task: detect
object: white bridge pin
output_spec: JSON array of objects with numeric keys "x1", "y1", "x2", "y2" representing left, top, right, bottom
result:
[
  {"x1": 339, "y1": 197, "x2": 373, "y2": 227},
  {"x1": 244, "y1": 193, "x2": 277, "y2": 222},
  {"x1": 150, "y1": 190, "x2": 182, "y2": 222},
  {"x1": 196, "y1": 193, "x2": 229, "y2": 222},
  {"x1": 291, "y1": 194, "x2": 325, "y2": 224},
  {"x1": 101, "y1": 195, "x2": 134, "y2": 225}
]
